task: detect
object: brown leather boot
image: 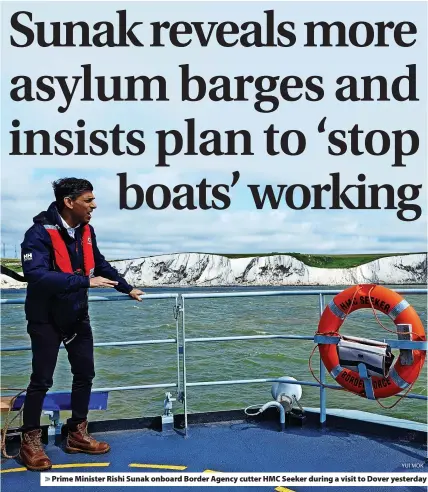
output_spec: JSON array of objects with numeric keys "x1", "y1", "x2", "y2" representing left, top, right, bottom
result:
[
  {"x1": 19, "y1": 429, "x2": 52, "y2": 471},
  {"x1": 65, "y1": 420, "x2": 110, "y2": 454}
]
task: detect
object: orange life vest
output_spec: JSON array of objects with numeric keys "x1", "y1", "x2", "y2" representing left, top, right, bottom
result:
[{"x1": 43, "y1": 224, "x2": 95, "y2": 277}]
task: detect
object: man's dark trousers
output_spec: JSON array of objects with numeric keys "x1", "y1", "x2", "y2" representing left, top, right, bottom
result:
[{"x1": 22, "y1": 320, "x2": 95, "y2": 431}]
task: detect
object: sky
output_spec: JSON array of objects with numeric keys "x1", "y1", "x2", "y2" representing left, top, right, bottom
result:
[{"x1": 1, "y1": 1, "x2": 427, "y2": 261}]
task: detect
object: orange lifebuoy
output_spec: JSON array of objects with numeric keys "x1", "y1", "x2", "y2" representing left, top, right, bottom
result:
[{"x1": 317, "y1": 284, "x2": 426, "y2": 399}]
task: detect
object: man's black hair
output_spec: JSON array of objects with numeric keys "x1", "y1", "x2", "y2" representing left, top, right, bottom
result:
[{"x1": 52, "y1": 178, "x2": 93, "y2": 210}]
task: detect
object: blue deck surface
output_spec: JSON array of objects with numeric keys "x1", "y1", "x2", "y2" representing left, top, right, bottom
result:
[{"x1": 1, "y1": 420, "x2": 426, "y2": 491}]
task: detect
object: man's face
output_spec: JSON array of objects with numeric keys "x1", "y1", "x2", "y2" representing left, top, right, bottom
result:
[{"x1": 66, "y1": 191, "x2": 97, "y2": 225}]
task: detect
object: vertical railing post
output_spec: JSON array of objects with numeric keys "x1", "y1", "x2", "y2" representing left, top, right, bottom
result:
[
  {"x1": 181, "y1": 296, "x2": 188, "y2": 437},
  {"x1": 318, "y1": 293, "x2": 326, "y2": 426},
  {"x1": 174, "y1": 296, "x2": 182, "y2": 403}
]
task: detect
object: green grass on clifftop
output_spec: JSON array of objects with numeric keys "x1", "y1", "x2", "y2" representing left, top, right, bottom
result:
[
  {"x1": 218, "y1": 252, "x2": 424, "y2": 269},
  {"x1": 0, "y1": 258, "x2": 22, "y2": 273}
]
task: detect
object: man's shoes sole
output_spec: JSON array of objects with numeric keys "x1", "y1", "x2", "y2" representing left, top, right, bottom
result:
[
  {"x1": 64, "y1": 445, "x2": 111, "y2": 455},
  {"x1": 18, "y1": 453, "x2": 52, "y2": 472}
]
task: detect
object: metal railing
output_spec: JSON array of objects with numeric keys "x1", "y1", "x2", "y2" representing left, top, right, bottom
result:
[
  {"x1": 1, "y1": 288, "x2": 427, "y2": 435},
  {"x1": 1, "y1": 294, "x2": 181, "y2": 396}
]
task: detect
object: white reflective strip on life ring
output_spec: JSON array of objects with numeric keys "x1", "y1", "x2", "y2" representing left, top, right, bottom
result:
[
  {"x1": 389, "y1": 367, "x2": 410, "y2": 389},
  {"x1": 389, "y1": 300, "x2": 410, "y2": 321},
  {"x1": 330, "y1": 365, "x2": 343, "y2": 379},
  {"x1": 328, "y1": 300, "x2": 346, "y2": 320}
]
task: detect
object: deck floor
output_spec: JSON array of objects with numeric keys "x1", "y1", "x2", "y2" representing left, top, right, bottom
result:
[{"x1": 1, "y1": 420, "x2": 427, "y2": 491}]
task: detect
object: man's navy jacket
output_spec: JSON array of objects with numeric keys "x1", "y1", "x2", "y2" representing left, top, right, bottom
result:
[{"x1": 21, "y1": 202, "x2": 133, "y2": 328}]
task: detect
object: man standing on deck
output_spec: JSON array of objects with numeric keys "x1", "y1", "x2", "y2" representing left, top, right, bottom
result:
[{"x1": 19, "y1": 177, "x2": 144, "y2": 471}]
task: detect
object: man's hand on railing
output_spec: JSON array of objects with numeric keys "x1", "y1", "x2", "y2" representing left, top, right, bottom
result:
[
  {"x1": 89, "y1": 276, "x2": 119, "y2": 288},
  {"x1": 129, "y1": 288, "x2": 144, "y2": 302}
]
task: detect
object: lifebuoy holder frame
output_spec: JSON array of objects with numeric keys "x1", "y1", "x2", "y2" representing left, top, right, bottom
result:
[{"x1": 314, "y1": 284, "x2": 427, "y2": 400}]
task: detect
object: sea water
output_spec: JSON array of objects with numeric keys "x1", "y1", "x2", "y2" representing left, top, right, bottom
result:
[{"x1": 1, "y1": 285, "x2": 426, "y2": 424}]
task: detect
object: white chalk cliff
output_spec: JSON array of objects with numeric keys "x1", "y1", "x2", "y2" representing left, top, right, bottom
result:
[
  {"x1": 111, "y1": 253, "x2": 427, "y2": 287},
  {"x1": 1, "y1": 254, "x2": 426, "y2": 289}
]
